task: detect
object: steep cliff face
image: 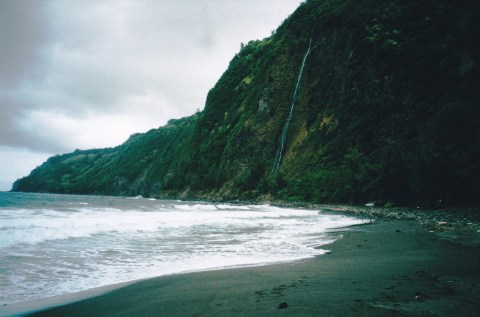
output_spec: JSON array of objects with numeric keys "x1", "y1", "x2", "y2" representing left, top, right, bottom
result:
[{"x1": 13, "y1": 0, "x2": 480, "y2": 207}]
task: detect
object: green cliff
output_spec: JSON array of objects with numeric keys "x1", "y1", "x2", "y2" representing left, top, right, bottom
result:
[{"x1": 13, "y1": 0, "x2": 480, "y2": 207}]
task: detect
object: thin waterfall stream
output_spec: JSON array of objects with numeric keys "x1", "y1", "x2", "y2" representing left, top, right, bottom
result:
[{"x1": 272, "y1": 37, "x2": 312, "y2": 173}]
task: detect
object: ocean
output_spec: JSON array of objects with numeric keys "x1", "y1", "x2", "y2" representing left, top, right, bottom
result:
[{"x1": 0, "y1": 192, "x2": 366, "y2": 305}]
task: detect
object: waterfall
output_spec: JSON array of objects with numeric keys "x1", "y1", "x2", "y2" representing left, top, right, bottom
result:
[{"x1": 272, "y1": 37, "x2": 312, "y2": 173}]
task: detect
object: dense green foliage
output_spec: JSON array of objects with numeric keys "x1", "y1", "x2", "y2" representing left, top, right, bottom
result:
[
  {"x1": 13, "y1": 0, "x2": 480, "y2": 207},
  {"x1": 13, "y1": 115, "x2": 199, "y2": 196}
]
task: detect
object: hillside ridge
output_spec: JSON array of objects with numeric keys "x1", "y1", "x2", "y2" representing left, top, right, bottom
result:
[{"x1": 13, "y1": 0, "x2": 480, "y2": 208}]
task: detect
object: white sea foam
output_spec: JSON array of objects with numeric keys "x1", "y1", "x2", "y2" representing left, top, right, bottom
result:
[
  {"x1": 215, "y1": 204, "x2": 251, "y2": 210},
  {"x1": 0, "y1": 193, "x2": 368, "y2": 305}
]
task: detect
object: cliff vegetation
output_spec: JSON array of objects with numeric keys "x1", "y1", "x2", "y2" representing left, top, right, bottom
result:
[{"x1": 13, "y1": 0, "x2": 480, "y2": 208}]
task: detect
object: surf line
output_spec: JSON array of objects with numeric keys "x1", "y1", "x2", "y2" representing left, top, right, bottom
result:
[{"x1": 272, "y1": 37, "x2": 312, "y2": 173}]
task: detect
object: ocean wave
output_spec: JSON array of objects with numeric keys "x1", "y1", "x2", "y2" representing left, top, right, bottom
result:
[{"x1": 0, "y1": 194, "x2": 368, "y2": 305}]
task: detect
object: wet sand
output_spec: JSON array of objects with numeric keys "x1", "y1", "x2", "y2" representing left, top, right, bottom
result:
[{"x1": 4, "y1": 219, "x2": 478, "y2": 316}]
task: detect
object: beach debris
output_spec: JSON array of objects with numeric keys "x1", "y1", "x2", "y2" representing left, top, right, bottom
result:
[
  {"x1": 414, "y1": 291, "x2": 427, "y2": 301},
  {"x1": 278, "y1": 302, "x2": 288, "y2": 309},
  {"x1": 272, "y1": 285, "x2": 287, "y2": 296},
  {"x1": 437, "y1": 221, "x2": 448, "y2": 226},
  {"x1": 365, "y1": 202, "x2": 375, "y2": 207}
]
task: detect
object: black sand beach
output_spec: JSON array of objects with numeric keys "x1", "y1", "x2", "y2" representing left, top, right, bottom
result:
[{"x1": 5, "y1": 216, "x2": 478, "y2": 317}]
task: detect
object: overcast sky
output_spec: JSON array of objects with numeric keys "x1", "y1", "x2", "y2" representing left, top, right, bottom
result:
[{"x1": 0, "y1": 0, "x2": 303, "y2": 191}]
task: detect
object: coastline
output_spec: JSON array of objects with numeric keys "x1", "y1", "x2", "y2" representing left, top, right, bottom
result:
[
  {"x1": 291, "y1": 202, "x2": 480, "y2": 247},
  {"x1": 5, "y1": 216, "x2": 479, "y2": 317}
]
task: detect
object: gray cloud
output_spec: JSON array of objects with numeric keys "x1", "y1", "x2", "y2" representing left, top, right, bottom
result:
[
  {"x1": 0, "y1": 0, "x2": 50, "y2": 87},
  {"x1": 0, "y1": 96, "x2": 69, "y2": 153}
]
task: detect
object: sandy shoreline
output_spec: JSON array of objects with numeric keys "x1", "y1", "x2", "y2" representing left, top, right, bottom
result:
[{"x1": 3, "y1": 217, "x2": 478, "y2": 317}]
